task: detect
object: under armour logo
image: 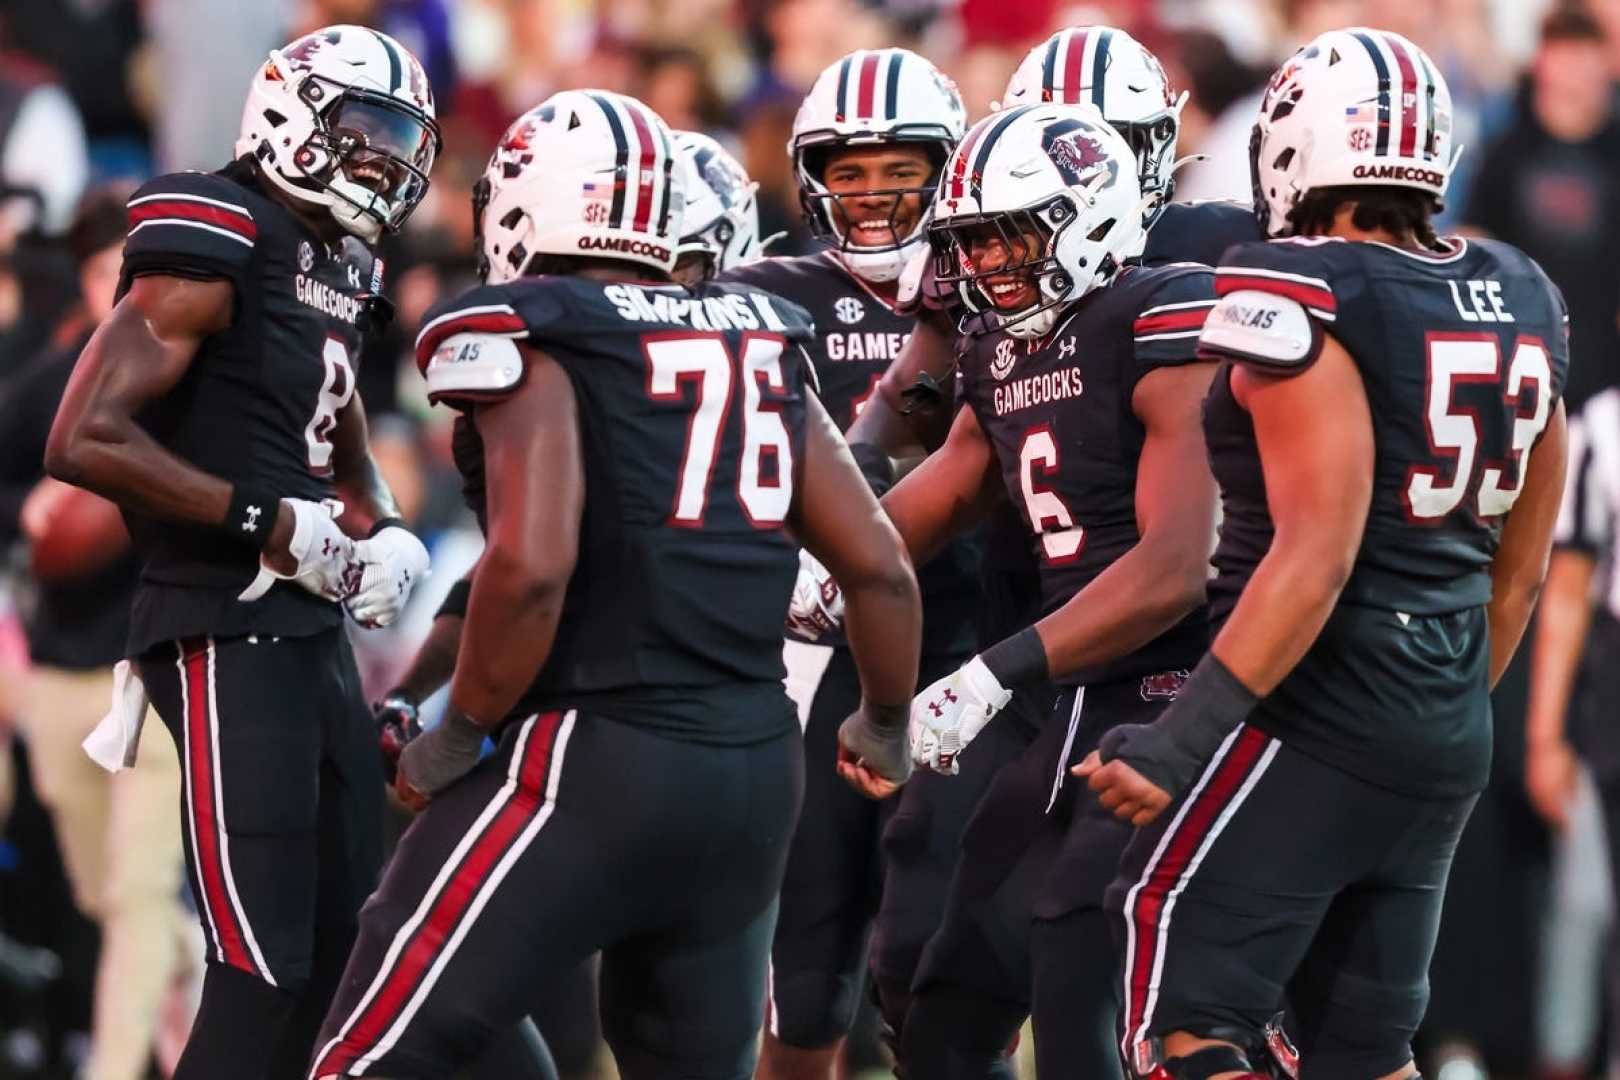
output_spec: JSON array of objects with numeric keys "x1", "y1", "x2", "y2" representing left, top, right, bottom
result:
[
  {"x1": 242, "y1": 505, "x2": 262, "y2": 532},
  {"x1": 928, "y1": 688, "x2": 959, "y2": 718},
  {"x1": 1058, "y1": 336, "x2": 1077, "y2": 359}
]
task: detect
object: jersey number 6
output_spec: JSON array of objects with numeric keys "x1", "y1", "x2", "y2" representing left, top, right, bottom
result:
[{"x1": 645, "y1": 332, "x2": 794, "y2": 528}]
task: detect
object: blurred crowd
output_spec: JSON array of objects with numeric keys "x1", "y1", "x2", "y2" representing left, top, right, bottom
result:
[{"x1": 4, "y1": 0, "x2": 1620, "y2": 1077}]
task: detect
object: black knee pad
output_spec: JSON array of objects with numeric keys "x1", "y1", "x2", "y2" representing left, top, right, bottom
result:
[
  {"x1": 767, "y1": 969, "x2": 864, "y2": 1048},
  {"x1": 899, "y1": 984, "x2": 1020, "y2": 1080}
]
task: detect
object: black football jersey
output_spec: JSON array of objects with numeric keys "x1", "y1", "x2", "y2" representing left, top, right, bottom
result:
[
  {"x1": 719, "y1": 251, "x2": 910, "y2": 428},
  {"x1": 417, "y1": 274, "x2": 818, "y2": 745},
  {"x1": 116, "y1": 163, "x2": 382, "y2": 655},
  {"x1": 1142, "y1": 200, "x2": 1262, "y2": 268},
  {"x1": 1199, "y1": 235, "x2": 1570, "y2": 795},
  {"x1": 720, "y1": 251, "x2": 979, "y2": 658},
  {"x1": 957, "y1": 264, "x2": 1218, "y2": 686}
]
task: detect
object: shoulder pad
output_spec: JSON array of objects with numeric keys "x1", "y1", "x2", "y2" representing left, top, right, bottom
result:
[
  {"x1": 122, "y1": 171, "x2": 257, "y2": 282},
  {"x1": 415, "y1": 292, "x2": 531, "y2": 373},
  {"x1": 1198, "y1": 289, "x2": 1322, "y2": 371},
  {"x1": 1215, "y1": 239, "x2": 1341, "y2": 322},
  {"x1": 422, "y1": 333, "x2": 527, "y2": 404}
]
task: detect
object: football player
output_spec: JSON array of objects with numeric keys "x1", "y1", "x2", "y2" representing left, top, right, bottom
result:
[
  {"x1": 715, "y1": 48, "x2": 997, "y2": 1080},
  {"x1": 832, "y1": 26, "x2": 1255, "y2": 1075},
  {"x1": 672, "y1": 130, "x2": 763, "y2": 286},
  {"x1": 44, "y1": 26, "x2": 437, "y2": 1080},
  {"x1": 309, "y1": 90, "x2": 922, "y2": 1080},
  {"x1": 849, "y1": 24, "x2": 1256, "y2": 458},
  {"x1": 840, "y1": 103, "x2": 1219, "y2": 1080},
  {"x1": 1079, "y1": 29, "x2": 1570, "y2": 1080}
]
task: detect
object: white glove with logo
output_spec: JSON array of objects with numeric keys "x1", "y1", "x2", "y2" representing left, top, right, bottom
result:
[
  {"x1": 238, "y1": 498, "x2": 359, "y2": 603},
  {"x1": 785, "y1": 549, "x2": 844, "y2": 641},
  {"x1": 909, "y1": 656, "x2": 1014, "y2": 775},
  {"x1": 346, "y1": 525, "x2": 431, "y2": 628}
]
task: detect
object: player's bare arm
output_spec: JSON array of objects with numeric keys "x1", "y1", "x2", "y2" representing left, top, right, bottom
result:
[
  {"x1": 395, "y1": 350, "x2": 582, "y2": 808},
  {"x1": 1034, "y1": 363, "x2": 1216, "y2": 679},
  {"x1": 42, "y1": 276, "x2": 296, "y2": 537},
  {"x1": 1080, "y1": 336, "x2": 1375, "y2": 824},
  {"x1": 847, "y1": 308, "x2": 959, "y2": 457},
  {"x1": 879, "y1": 401, "x2": 1003, "y2": 566},
  {"x1": 329, "y1": 391, "x2": 404, "y2": 533},
  {"x1": 1524, "y1": 537, "x2": 1593, "y2": 829},
  {"x1": 790, "y1": 392, "x2": 923, "y2": 799},
  {"x1": 1487, "y1": 400, "x2": 1568, "y2": 686}
]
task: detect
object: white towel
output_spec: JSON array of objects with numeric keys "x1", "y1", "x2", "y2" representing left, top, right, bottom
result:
[{"x1": 83, "y1": 659, "x2": 149, "y2": 772}]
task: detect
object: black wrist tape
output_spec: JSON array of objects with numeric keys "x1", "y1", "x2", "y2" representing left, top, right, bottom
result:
[
  {"x1": 979, "y1": 626, "x2": 1049, "y2": 688},
  {"x1": 225, "y1": 485, "x2": 279, "y2": 550},
  {"x1": 437, "y1": 578, "x2": 472, "y2": 619},
  {"x1": 367, "y1": 516, "x2": 409, "y2": 538},
  {"x1": 849, "y1": 442, "x2": 898, "y2": 498}
]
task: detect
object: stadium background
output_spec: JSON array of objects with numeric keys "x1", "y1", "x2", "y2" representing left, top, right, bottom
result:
[{"x1": 0, "y1": 0, "x2": 1617, "y2": 1076}]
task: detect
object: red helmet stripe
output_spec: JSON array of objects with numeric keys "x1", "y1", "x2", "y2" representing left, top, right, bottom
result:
[
  {"x1": 1062, "y1": 29, "x2": 1091, "y2": 104},
  {"x1": 856, "y1": 51, "x2": 881, "y2": 119},
  {"x1": 950, "y1": 117, "x2": 991, "y2": 200},
  {"x1": 1385, "y1": 34, "x2": 1420, "y2": 158},
  {"x1": 626, "y1": 102, "x2": 659, "y2": 234}
]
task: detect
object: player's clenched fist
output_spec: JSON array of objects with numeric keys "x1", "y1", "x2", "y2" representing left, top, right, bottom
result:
[{"x1": 908, "y1": 657, "x2": 1011, "y2": 774}]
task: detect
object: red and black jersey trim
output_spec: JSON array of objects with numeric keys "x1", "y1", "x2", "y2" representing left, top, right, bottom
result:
[
  {"x1": 127, "y1": 191, "x2": 257, "y2": 246},
  {"x1": 1214, "y1": 267, "x2": 1337, "y2": 321},
  {"x1": 414, "y1": 303, "x2": 528, "y2": 373}
]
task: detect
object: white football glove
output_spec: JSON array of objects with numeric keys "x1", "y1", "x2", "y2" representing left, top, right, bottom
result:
[
  {"x1": 238, "y1": 498, "x2": 358, "y2": 603},
  {"x1": 346, "y1": 525, "x2": 431, "y2": 629},
  {"x1": 785, "y1": 549, "x2": 844, "y2": 641},
  {"x1": 909, "y1": 656, "x2": 1014, "y2": 775}
]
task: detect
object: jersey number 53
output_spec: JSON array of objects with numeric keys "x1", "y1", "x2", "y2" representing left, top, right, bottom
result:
[{"x1": 1404, "y1": 333, "x2": 1552, "y2": 522}]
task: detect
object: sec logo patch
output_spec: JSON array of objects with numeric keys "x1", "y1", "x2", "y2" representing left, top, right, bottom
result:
[{"x1": 834, "y1": 296, "x2": 865, "y2": 325}]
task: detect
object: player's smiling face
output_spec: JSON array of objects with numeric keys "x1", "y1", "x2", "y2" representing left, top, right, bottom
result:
[
  {"x1": 960, "y1": 220, "x2": 1047, "y2": 312},
  {"x1": 823, "y1": 144, "x2": 932, "y2": 249}
]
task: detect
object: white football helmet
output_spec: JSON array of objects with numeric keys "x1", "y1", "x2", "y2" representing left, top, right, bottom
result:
[
  {"x1": 931, "y1": 104, "x2": 1148, "y2": 340},
  {"x1": 475, "y1": 90, "x2": 686, "y2": 282},
  {"x1": 236, "y1": 25, "x2": 440, "y2": 245},
  {"x1": 673, "y1": 130, "x2": 761, "y2": 279},
  {"x1": 1251, "y1": 28, "x2": 1458, "y2": 237},
  {"x1": 791, "y1": 48, "x2": 966, "y2": 283},
  {"x1": 1002, "y1": 26, "x2": 1184, "y2": 225}
]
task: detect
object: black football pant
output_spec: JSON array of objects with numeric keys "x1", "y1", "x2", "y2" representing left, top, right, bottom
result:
[
  {"x1": 310, "y1": 710, "x2": 802, "y2": 1079},
  {"x1": 770, "y1": 642, "x2": 994, "y2": 1050},
  {"x1": 903, "y1": 678, "x2": 1179, "y2": 1080},
  {"x1": 138, "y1": 629, "x2": 383, "y2": 1080},
  {"x1": 1105, "y1": 727, "x2": 1475, "y2": 1080}
]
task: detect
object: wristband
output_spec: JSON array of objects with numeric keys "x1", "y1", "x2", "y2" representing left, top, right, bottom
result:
[
  {"x1": 1096, "y1": 653, "x2": 1260, "y2": 798},
  {"x1": 436, "y1": 578, "x2": 472, "y2": 619},
  {"x1": 849, "y1": 442, "x2": 898, "y2": 498},
  {"x1": 367, "y1": 515, "x2": 409, "y2": 538},
  {"x1": 225, "y1": 484, "x2": 280, "y2": 550},
  {"x1": 978, "y1": 626, "x2": 1049, "y2": 689}
]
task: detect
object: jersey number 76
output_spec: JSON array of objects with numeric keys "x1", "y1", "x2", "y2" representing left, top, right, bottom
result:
[{"x1": 645, "y1": 332, "x2": 794, "y2": 528}]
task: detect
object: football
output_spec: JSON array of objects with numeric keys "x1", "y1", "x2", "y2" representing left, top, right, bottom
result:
[{"x1": 22, "y1": 477, "x2": 130, "y2": 582}]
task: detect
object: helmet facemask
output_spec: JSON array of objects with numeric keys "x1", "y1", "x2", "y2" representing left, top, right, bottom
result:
[
  {"x1": 282, "y1": 66, "x2": 440, "y2": 243},
  {"x1": 796, "y1": 136, "x2": 951, "y2": 282},
  {"x1": 934, "y1": 195, "x2": 1114, "y2": 340},
  {"x1": 1114, "y1": 106, "x2": 1181, "y2": 226}
]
